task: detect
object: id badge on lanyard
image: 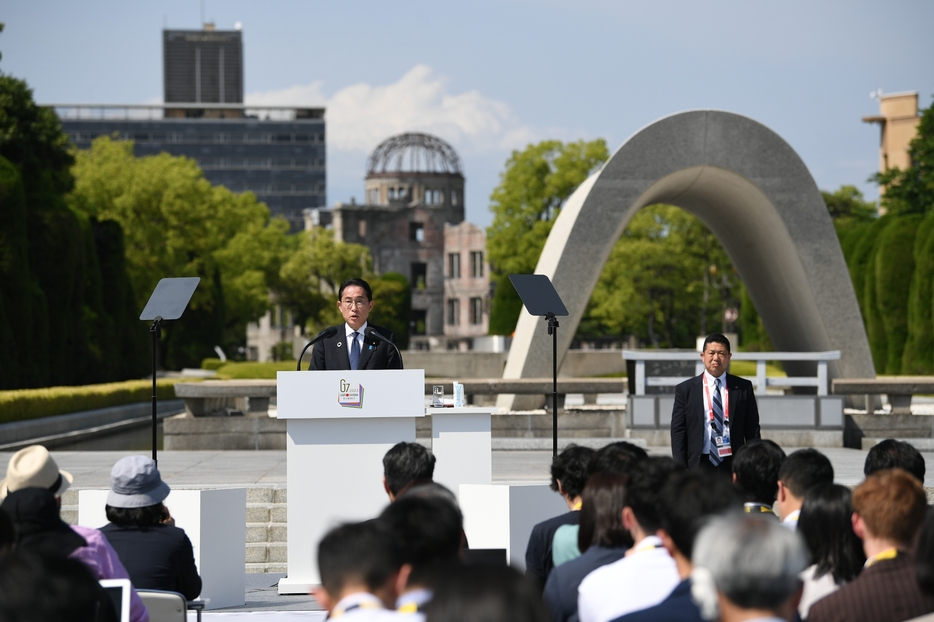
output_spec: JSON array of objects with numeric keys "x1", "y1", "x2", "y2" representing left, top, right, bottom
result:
[{"x1": 705, "y1": 379, "x2": 732, "y2": 458}]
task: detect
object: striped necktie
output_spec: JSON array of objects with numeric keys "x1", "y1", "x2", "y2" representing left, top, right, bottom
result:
[{"x1": 710, "y1": 377, "x2": 724, "y2": 466}]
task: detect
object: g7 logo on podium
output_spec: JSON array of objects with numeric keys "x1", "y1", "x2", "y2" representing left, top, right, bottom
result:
[{"x1": 338, "y1": 379, "x2": 364, "y2": 408}]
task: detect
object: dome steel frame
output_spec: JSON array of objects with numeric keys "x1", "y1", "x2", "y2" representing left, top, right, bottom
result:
[{"x1": 366, "y1": 132, "x2": 463, "y2": 176}]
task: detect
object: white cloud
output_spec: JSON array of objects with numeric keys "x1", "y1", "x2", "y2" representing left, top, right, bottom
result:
[{"x1": 246, "y1": 64, "x2": 540, "y2": 155}]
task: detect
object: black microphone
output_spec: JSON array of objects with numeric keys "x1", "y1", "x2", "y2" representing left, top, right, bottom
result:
[
  {"x1": 297, "y1": 326, "x2": 339, "y2": 371},
  {"x1": 365, "y1": 327, "x2": 405, "y2": 369}
]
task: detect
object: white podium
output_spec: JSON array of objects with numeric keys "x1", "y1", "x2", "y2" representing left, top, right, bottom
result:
[
  {"x1": 427, "y1": 407, "x2": 493, "y2": 499},
  {"x1": 276, "y1": 369, "x2": 425, "y2": 594}
]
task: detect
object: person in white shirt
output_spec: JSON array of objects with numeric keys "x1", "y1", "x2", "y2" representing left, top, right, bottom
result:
[
  {"x1": 313, "y1": 520, "x2": 405, "y2": 621},
  {"x1": 576, "y1": 457, "x2": 681, "y2": 622},
  {"x1": 776, "y1": 449, "x2": 834, "y2": 531}
]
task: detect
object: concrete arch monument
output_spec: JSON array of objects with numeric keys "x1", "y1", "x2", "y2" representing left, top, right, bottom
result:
[{"x1": 502, "y1": 110, "x2": 874, "y2": 402}]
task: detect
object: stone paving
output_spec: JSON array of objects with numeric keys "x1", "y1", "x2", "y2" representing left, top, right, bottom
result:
[{"x1": 5, "y1": 443, "x2": 929, "y2": 490}]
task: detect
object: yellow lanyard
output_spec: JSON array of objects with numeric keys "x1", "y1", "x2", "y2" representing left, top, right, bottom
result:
[{"x1": 864, "y1": 548, "x2": 898, "y2": 568}]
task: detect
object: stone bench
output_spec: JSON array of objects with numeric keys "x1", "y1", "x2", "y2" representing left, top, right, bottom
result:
[
  {"x1": 832, "y1": 377, "x2": 934, "y2": 415},
  {"x1": 175, "y1": 380, "x2": 277, "y2": 417}
]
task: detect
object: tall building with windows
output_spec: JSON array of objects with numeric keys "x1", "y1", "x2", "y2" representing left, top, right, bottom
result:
[
  {"x1": 52, "y1": 24, "x2": 325, "y2": 231},
  {"x1": 306, "y1": 132, "x2": 489, "y2": 350},
  {"x1": 443, "y1": 222, "x2": 490, "y2": 350}
]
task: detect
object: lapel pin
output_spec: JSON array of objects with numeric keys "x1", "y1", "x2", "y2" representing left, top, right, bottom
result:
[{"x1": 337, "y1": 342, "x2": 342, "y2": 348}]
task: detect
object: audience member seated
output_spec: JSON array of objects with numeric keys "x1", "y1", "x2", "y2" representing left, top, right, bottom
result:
[
  {"x1": 731, "y1": 439, "x2": 785, "y2": 518},
  {"x1": 614, "y1": 470, "x2": 740, "y2": 622},
  {"x1": 0, "y1": 446, "x2": 149, "y2": 622},
  {"x1": 314, "y1": 520, "x2": 405, "y2": 620},
  {"x1": 796, "y1": 483, "x2": 866, "y2": 619},
  {"x1": 864, "y1": 439, "x2": 925, "y2": 483},
  {"x1": 379, "y1": 495, "x2": 464, "y2": 618},
  {"x1": 0, "y1": 548, "x2": 119, "y2": 622},
  {"x1": 690, "y1": 512, "x2": 807, "y2": 622},
  {"x1": 577, "y1": 457, "x2": 681, "y2": 622},
  {"x1": 807, "y1": 469, "x2": 934, "y2": 622},
  {"x1": 525, "y1": 444, "x2": 595, "y2": 591},
  {"x1": 587, "y1": 442, "x2": 648, "y2": 478},
  {"x1": 776, "y1": 448, "x2": 834, "y2": 530},
  {"x1": 383, "y1": 443, "x2": 437, "y2": 501},
  {"x1": 426, "y1": 563, "x2": 549, "y2": 622},
  {"x1": 543, "y1": 473, "x2": 632, "y2": 622},
  {"x1": 100, "y1": 455, "x2": 202, "y2": 600}
]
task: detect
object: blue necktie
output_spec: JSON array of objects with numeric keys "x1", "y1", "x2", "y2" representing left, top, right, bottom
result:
[
  {"x1": 349, "y1": 332, "x2": 360, "y2": 370},
  {"x1": 710, "y1": 377, "x2": 725, "y2": 466}
]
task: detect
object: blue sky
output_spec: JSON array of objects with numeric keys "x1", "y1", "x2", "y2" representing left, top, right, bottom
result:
[{"x1": 3, "y1": 1, "x2": 932, "y2": 228}]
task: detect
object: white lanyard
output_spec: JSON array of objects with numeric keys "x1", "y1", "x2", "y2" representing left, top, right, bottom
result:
[{"x1": 703, "y1": 376, "x2": 729, "y2": 424}]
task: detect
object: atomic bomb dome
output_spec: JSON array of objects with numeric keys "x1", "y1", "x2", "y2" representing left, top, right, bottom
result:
[{"x1": 364, "y1": 132, "x2": 465, "y2": 207}]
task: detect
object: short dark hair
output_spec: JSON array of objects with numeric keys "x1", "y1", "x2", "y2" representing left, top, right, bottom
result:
[
  {"x1": 317, "y1": 520, "x2": 401, "y2": 596},
  {"x1": 383, "y1": 442, "x2": 436, "y2": 496},
  {"x1": 732, "y1": 440, "x2": 786, "y2": 505},
  {"x1": 778, "y1": 448, "x2": 834, "y2": 498},
  {"x1": 379, "y1": 495, "x2": 463, "y2": 587},
  {"x1": 702, "y1": 333, "x2": 731, "y2": 353},
  {"x1": 0, "y1": 550, "x2": 117, "y2": 622},
  {"x1": 338, "y1": 278, "x2": 373, "y2": 301},
  {"x1": 625, "y1": 456, "x2": 681, "y2": 533},
  {"x1": 660, "y1": 471, "x2": 740, "y2": 558},
  {"x1": 798, "y1": 483, "x2": 865, "y2": 583},
  {"x1": 105, "y1": 503, "x2": 167, "y2": 527},
  {"x1": 578, "y1": 473, "x2": 631, "y2": 552},
  {"x1": 587, "y1": 441, "x2": 648, "y2": 479},
  {"x1": 550, "y1": 445, "x2": 595, "y2": 500},
  {"x1": 426, "y1": 563, "x2": 549, "y2": 622},
  {"x1": 865, "y1": 439, "x2": 925, "y2": 483}
]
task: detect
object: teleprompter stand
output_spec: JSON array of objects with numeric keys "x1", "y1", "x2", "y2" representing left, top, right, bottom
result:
[
  {"x1": 140, "y1": 277, "x2": 200, "y2": 466},
  {"x1": 508, "y1": 274, "x2": 569, "y2": 457}
]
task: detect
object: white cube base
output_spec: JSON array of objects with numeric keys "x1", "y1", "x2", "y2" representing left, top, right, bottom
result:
[
  {"x1": 428, "y1": 407, "x2": 493, "y2": 499},
  {"x1": 459, "y1": 484, "x2": 569, "y2": 570},
  {"x1": 79, "y1": 488, "x2": 246, "y2": 609}
]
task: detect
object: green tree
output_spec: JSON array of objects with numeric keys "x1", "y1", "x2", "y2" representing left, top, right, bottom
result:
[
  {"x1": 69, "y1": 136, "x2": 292, "y2": 367},
  {"x1": 277, "y1": 227, "x2": 373, "y2": 333},
  {"x1": 822, "y1": 185, "x2": 877, "y2": 222},
  {"x1": 370, "y1": 272, "x2": 411, "y2": 349},
  {"x1": 486, "y1": 139, "x2": 609, "y2": 334},
  {"x1": 0, "y1": 72, "x2": 147, "y2": 387},
  {"x1": 901, "y1": 212, "x2": 934, "y2": 373},
  {"x1": 583, "y1": 205, "x2": 738, "y2": 348},
  {"x1": 874, "y1": 96, "x2": 934, "y2": 215}
]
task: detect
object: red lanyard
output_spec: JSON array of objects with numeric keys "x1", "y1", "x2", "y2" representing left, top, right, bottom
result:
[{"x1": 703, "y1": 376, "x2": 729, "y2": 423}]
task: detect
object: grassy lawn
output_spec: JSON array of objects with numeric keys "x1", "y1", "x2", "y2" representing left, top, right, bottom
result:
[
  {"x1": 214, "y1": 361, "x2": 300, "y2": 379},
  {"x1": 729, "y1": 361, "x2": 787, "y2": 377}
]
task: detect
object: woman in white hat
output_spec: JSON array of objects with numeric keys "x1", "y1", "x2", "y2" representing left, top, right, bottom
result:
[{"x1": 100, "y1": 456, "x2": 202, "y2": 600}]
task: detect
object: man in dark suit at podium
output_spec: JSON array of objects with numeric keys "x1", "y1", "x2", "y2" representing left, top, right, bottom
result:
[{"x1": 309, "y1": 278, "x2": 403, "y2": 371}]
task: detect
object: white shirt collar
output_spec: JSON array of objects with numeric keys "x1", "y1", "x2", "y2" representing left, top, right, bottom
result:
[
  {"x1": 703, "y1": 370, "x2": 726, "y2": 386},
  {"x1": 346, "y1": 321, "x2": 368, "y2": 341}
]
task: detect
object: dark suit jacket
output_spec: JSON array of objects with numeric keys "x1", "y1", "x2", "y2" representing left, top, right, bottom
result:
[
  {"x1": 670, "y1": 373, "x2": 760, "y2": 470},
  {"x1": 613, "y1": 579, "x2": 702, "y2": 622},
  {"x1": 309, "y1": 323, "x2": 402, "y2": 370},
  {"x1": 807, "y1": 552, "x2": 934, "y2": 622}
]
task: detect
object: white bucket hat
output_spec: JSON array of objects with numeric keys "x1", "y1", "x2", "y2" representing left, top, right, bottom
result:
[{"x1": 0, "y1": 445, "x2": 73, "y2": 499}]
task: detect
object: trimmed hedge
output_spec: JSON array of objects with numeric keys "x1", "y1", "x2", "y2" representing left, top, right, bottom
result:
[
  {"x1": 0, "y1": 378, "x2": 190, "y2": 425},
  {"x1": 200, "y1": 358, "x2": 226, "y2": 371},
  {"x1": 215, "y1": 361, "x2": 299, "y2": 380}
]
